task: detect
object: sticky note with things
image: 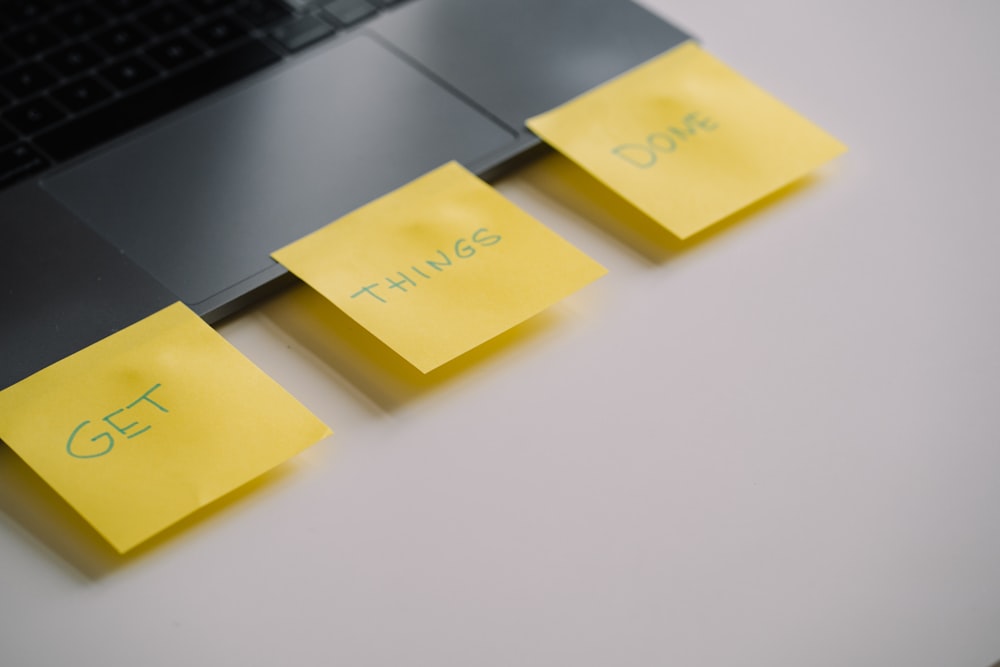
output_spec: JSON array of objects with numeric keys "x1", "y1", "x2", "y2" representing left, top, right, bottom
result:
[
  {"x1": 272, "y1": 161, "x2": 607, "y2": 373},
  {"x1": 0, "y1": 302, "x2": 331, "y2": 553},
  {"x1": 526, "y1": 41, "x2": 847, "y2": 239}
]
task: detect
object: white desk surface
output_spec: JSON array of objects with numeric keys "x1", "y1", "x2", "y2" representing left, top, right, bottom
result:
[{"x1": 3, "y1": 1, "x2": 999, "y2": 665}]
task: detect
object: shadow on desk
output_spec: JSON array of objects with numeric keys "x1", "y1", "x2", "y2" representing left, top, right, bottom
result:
[
  {"x1": 515, "y1": 152, "x2": 824, "y2": 265},
  {"x1": 253, "y1": 155, "x2": 827, "y2": 414},
  {"x1": 257, "y1": 282, "x2": 572, "y2": 414},
  {"x1": 0, "y1": 440, "x2": 300, "y2": 579}
]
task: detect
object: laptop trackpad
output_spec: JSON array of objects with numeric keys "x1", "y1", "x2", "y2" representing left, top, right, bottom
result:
[{"x1": 43, "y1": 34, "x2": 516, "y2": 307}]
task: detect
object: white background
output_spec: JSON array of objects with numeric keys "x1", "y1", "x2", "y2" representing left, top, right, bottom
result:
[{"x1": 3, "y1": 0, "x2": 1000, "y2": 665}]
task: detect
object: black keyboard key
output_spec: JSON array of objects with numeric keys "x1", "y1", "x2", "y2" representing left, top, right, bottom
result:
[
  {"x1": 191, "y1": 17, "x2": 248, "y2": 49},
  {"x1": 0, "y1": 141, "x2": 49, "y2": 187},
  {"x1": 147, "y1": 34, "x2": 205, "y2": 70},
  {"x1": 0, "y1": 63, "x2": 58, "y2": 99},
  {"x1": 0, "y1": 2, "x2": 52, "y2": 28},
  {"x1": 50, "y1": 6, "x2": 112, "y2": 35},
  {"x1": 188, "y1": 0, "x2": 242, "y2": 14},
  {"x1": 321, "y1": 0, "x2": 377, "y2": 26},
  {"x1": 35, "y1": 39, "x2": 281, "y2": 161},
  {"x1": 51, "y1": 76, "x2": 113, "y2": 113},
  {"x1": 269, "y1": 15, "x2": 335, "y2": 52},
  {"x1": 100, "y1": 55, "x2": 160, "y2": 91},
  {"x1": 0, "y1": 123, "x2": 16, "y2": 147},
  {"x1": 3, "y1": 97, "x2": 66, "y2": 134},
  {"x1": 92, "y1": 22, "x2": 150, "y2": 57},
  {"x1": 7, "y1": 24, "x2": 65, "y2": 59},
  {"x1": 238, "y1": 0, "x2": 292, "y2": 27},
  {"x1": 96, "y1": 0, "x2": 147, "y2": 13},
  {"x1": 45, "y1": 41, "x2": 106, "y2": 78},
  {"x1": 138, "y1": 3, "x2": 196, "y2": 36},
  {"x1": 0, "y1": 45, "x2": 16, "y2": 73}
]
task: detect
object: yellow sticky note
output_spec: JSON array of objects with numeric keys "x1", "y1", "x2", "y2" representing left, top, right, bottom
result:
[
  {"x1": 272, "y1": 161, "x2": 606, "y2": 372},
  {"x1": 0, "y1": 302, "x2": 331, "y2": 553},
  {"x1": 526, "y1": 41, "x2": 847, "y2": 239}
]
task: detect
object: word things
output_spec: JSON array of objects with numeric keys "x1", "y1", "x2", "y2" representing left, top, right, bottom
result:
[{"x1": 351, "y1": 227, "x2": 502, "y2": 304}]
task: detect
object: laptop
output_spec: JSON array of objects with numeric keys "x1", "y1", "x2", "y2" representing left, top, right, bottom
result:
[{"x1": 0, "y1": 0, "x2": 690, "y2": 391}]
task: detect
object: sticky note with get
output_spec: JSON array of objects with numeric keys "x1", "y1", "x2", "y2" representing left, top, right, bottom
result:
[
  {"x1": 272, "y1": 161, "x2": 606, "y2": 373},
  {"x1": 0, "y1": 302, "x2": 331, "y2": 553},
  {"x1": 526, "y1": 41, "x2": 847, "y2": 239}
]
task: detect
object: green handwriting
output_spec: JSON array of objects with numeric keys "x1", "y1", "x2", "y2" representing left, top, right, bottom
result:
[
  {"x1": 611, "y1": 111, "x2": 719, "y2": 169},
  {"x1": 351, "y1": 227, "x2": 502, "y2": 304},
  {"x1": 66, "y1": 384, "x2": 169, "y2": 459}
]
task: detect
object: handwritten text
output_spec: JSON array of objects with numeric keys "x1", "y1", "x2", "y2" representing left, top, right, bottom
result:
[
  {"x1": 611, "y1": 111, "x2": 719, "y2": 169},
  {"x1": 351, "y1": 227, "x2": 502, "y2": 304},
  {"x1": 66, "y1": 384, "x2": 169, "y2": 459}
]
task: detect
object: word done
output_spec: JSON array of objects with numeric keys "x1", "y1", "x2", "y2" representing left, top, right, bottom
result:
[
  {"x1": 611, "y1": 111, "x2": 719, "y2": 169},
  {"x1": 66, "y1": 384, "x2": 169, "y2": 459}
]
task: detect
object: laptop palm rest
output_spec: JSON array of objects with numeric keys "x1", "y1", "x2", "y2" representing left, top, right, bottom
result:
[{"x1": 42, "y1": 33, "x2": 516, "y2": 317}]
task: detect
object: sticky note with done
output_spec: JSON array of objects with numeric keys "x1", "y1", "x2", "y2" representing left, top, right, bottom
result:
[
  {"x1": 272, "y1": 161, "x2": 607, "y2": 373},
  {"x1": 526, "y1": 41, "x2": 847, "y2": 239},
  {"x1": 0, "y1": 302, "x2": 331, "y2": 553}
]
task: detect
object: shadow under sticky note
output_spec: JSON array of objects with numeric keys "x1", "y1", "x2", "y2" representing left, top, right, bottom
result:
[
  {"x1": 272, "y1": 162, "x2": 607, "y2": 373},
  {"x1": 526, "y1": 41, "x2": 846, "y2": 240},
  {"x1": 0, "y1": 302, "x2": 331, "y2": 553},
  {"x1": 258, "y1": 281, "x2": 569, "y2": 413}
]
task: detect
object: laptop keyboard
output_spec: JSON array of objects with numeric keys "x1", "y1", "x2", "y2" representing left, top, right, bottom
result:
[{"x1": 0, "y1": 0, "x2": 412, "y2": 190}]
